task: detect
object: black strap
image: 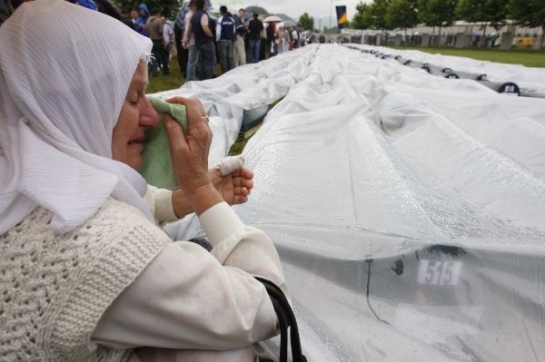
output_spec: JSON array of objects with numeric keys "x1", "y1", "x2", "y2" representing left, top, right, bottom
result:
[{"x1": 255, "y1": 277, "x2": 308, "y2": 362}]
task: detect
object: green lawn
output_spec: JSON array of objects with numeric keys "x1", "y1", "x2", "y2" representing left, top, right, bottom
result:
[
  {"x1": 146, "y1": 58, "x2": 186, "y2": 94},
  {"x1": 390, "y1": 46, "x2": 545, "y2": 68}
]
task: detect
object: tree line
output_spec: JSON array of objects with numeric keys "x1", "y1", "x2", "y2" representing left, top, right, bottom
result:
[{"x1": 351, "y1": 0, "x2": 545, "y2": 47}]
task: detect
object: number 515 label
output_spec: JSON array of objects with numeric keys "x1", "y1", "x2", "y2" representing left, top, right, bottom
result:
[{"x1": 417, "y1": 260, "x2": 462, "y2": 286}]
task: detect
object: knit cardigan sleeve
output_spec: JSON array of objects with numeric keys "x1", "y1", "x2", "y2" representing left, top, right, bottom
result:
[{"x1": 0, "y1": 198, "x2": 170, "y2": 362}]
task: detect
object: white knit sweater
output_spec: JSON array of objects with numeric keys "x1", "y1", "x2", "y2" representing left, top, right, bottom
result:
[{"x1": 0, "y1": 198, "x2": 169, "y2": 362}]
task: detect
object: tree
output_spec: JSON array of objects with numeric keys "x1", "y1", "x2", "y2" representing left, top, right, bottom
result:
[
  {"x1": 386, "y1": 0, "x2": 418, "y2": 36},
  {"x1": 299, "y1": 12, "x2": 314, "y2": 31},
  {"x1": 508, "y1": 0, "x2": 545, "y2": 48},
  {"x1": 456, "y1": 0, "x2": 508, "y2": 47},
  {"x1": 418, "y1": 0, "x2": 458, "y2": 40},
  {"x1": 369, "y1": 0, "x2": 391, "y2": 30},
  {"x1": 351, "y1": 2, "x2": 373, "y2": 29}
]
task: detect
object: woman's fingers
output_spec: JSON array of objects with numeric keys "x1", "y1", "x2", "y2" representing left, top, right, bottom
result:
[
  {"x1": 166, "y1": 97, "x2": 211, "y2": 151},
  {"x1": 164, "y1": 114, "x2": 187, "y2": 153},
  {"x1": 163, "y1": 97, "x2": 212, "y2": 194},
  {"x1": 232, "y1": 167, "x2": 254, "y2": 191}
]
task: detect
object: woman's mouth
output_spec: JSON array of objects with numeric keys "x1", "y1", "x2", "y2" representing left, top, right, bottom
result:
[{"x1": 128, "y1": 136, "x2": 145, "y2": 145}]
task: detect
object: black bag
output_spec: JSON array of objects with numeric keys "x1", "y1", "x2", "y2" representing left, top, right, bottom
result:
[{"x1": 255, "y1": 277, "x2": 308, "y2": 362}]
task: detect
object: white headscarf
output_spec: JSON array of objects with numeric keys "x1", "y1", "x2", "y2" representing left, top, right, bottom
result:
[{"x1": 0, "y1": 0, "x2": 155, "y2": 234}]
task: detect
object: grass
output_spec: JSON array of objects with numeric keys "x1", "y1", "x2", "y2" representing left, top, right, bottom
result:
[
  {"x1": 228, "y1": 134, "x2": 248, "y2": 156},
  {"x1": 390, "y1": 46, "x2": 545, "y2": 68},
  {"x1": 146, "y1": 58, "x2": 186, "y2": 94}
]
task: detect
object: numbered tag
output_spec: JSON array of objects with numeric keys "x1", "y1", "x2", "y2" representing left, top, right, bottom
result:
[
  {"x1": 498, "y1": 82, "x2": 520, "y2": 96},
  {"x1": 417, "y1": 260, "x2": 462, "y2": 285}
]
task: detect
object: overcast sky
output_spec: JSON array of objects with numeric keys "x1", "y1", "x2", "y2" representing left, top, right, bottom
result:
[{"x1": 215, "y1": 0, "x2": 366, "y2": 27}]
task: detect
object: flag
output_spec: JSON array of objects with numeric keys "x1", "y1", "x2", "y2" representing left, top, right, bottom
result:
[{"x1": 336, "y1": 5, "x2": 347, "y2": 29}]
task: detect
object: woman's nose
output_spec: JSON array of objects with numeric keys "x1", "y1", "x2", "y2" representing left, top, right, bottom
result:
[{"x1": 139, "y1": 97, "x2": 160, "y2": 127}]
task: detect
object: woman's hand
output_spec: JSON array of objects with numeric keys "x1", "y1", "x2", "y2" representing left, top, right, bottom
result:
[
  {"x1": 209, "y1": 165, "x2": 254, "y2": 205},
  {"x1": 170, "y1": 164, "x2": 254, "y2": 219},
  {"x1": 164, "y1": 97, "x2": 222, "y2": 215}
]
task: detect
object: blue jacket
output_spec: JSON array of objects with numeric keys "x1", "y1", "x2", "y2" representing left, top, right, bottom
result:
[
  {"x1": 135, "y1": 3, "x2": 150, "y2": 37},
  {"x1": 216, "y1": 15, "x2": 235, "y2": 42}
]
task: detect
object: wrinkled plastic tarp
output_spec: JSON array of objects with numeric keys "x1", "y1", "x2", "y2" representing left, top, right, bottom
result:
[
  {"x1": 156, "y1": 44, "x2": 545, "y2": 362},
  {"x1": 350, "y1": 44, "x2": 545, "y2": 98}
]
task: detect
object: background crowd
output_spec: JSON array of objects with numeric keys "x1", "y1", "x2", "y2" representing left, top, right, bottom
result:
[
  {"x1": 1, "y1": 0, "x2": 312, "y2": 81},
  {"x1": 119, "y1": 0, "x2": 311, "y2": 81}
]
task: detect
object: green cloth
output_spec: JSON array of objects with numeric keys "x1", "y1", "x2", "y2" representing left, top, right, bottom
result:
[{"x1": 139, "y1": 97, "x2": 188, "y2": 190}]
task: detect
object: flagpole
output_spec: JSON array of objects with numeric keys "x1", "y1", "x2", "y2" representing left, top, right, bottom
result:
[{"x1": 329, "y1": 0, "x2": 333, "y2": 31}]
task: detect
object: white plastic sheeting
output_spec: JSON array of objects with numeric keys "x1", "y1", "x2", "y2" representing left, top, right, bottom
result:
[
  {"x1": 156, "y1": 44, "x2": 545, "y2": 362},
  {"x1": 350, "y1": 44, "x2": 545, "y2": 98}
]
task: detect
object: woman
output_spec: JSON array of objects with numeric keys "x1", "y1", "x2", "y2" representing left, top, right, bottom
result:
[{"x1": 0, "y1": 1, "x2": 287, "y2": 361}]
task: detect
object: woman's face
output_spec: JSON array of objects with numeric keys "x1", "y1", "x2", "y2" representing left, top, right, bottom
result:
[{"x1": 112, "y1": 62, "x2": 160, "y2": 170}]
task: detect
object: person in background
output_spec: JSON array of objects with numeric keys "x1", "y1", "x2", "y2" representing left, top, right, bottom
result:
[
  {"x1": 247, "y1": 12, "x2": 263, "y2": 63},
  {"x1": 190, "y1": 0, "x2": 214, "y2": 80},
  {"x1": 162, "y1": 16, "x2": 173, "y2": 63},
  {"x1": 130, "y1": 8, "x2": 138, "y2": 23},
  {"x1": 276, "y1": 25, "x2": 287, "y2": 54},
  {"x1": 216, "y1": 5, "x2": 234, "y2": 74},
  {"x1": 0, "y1": 0, "x2": 11, "y2": 26},
  {"x1": 232, "y1": 8, "x2": 246, "y2": 67},
  {"x1": 134, "y1": 2, "x2": 150, "y2": 36},
  {"x1": 259, "y1": 22, "x2": 267, "y2": 61},
  {"x1": 290, "y1": 25, "x2": 299, "y2": 50},
  {"x1": 147, "y1": 8, "x2": 168, "y2": 76},
  {"x1": 0, "y1": 1, "x2": 287, "y2": 362},
  {"x1": 174, "y1": 3, "x2": 189, "y2": 78},
  {"x1": 182, "y1": 0, "x2": 198, "y2": 81},
  {"x1": 1, "y1": 0, "x2": 27, "y2": 27},
  {"x1": 120, "y1": 9, "x2": 135, "y2": 30},
  {"x1": 266, "y1": 21, "x2": 276, "y2": 57}
]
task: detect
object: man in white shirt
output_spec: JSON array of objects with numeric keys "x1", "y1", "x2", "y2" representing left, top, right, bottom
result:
[
  {"x1": 162, "y1": 17, "x2": 173, "y2": 60},
  {"x1": 232, "y1": 8, "x2": 247, "y2": 67},
  {"x1": 290, "y1": 26, "x2": 299, "y2": 50}
]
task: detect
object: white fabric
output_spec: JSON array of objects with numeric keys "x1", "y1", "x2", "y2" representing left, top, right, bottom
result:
[
  {"x1": 144, "y1": 185, "x2": 178, "y2": 223},
  {"x1": 353, "y1": 44, "x2": 545, "y2": 97},
  {"x1": 0, "y1": 0, "x2": 154, "y2": 234},
  {"x1": 92, "y1": 202, "x2": 285, "y2": 355},
  {"x1": 163, "y1": 22, "x2": 173, "y2": 46},
  {"x1": 155, "y1": 44, "x2": 545, "y2": 362},
  {"x1": 137, "y1": 346, "x2": 256, "y2": 362},
  {"x1": 1, "y1": 197, "x2": 168, "y2": 362},
  {"x1": 217, "y1": 155, "x2": 246, "y2": 176}
]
